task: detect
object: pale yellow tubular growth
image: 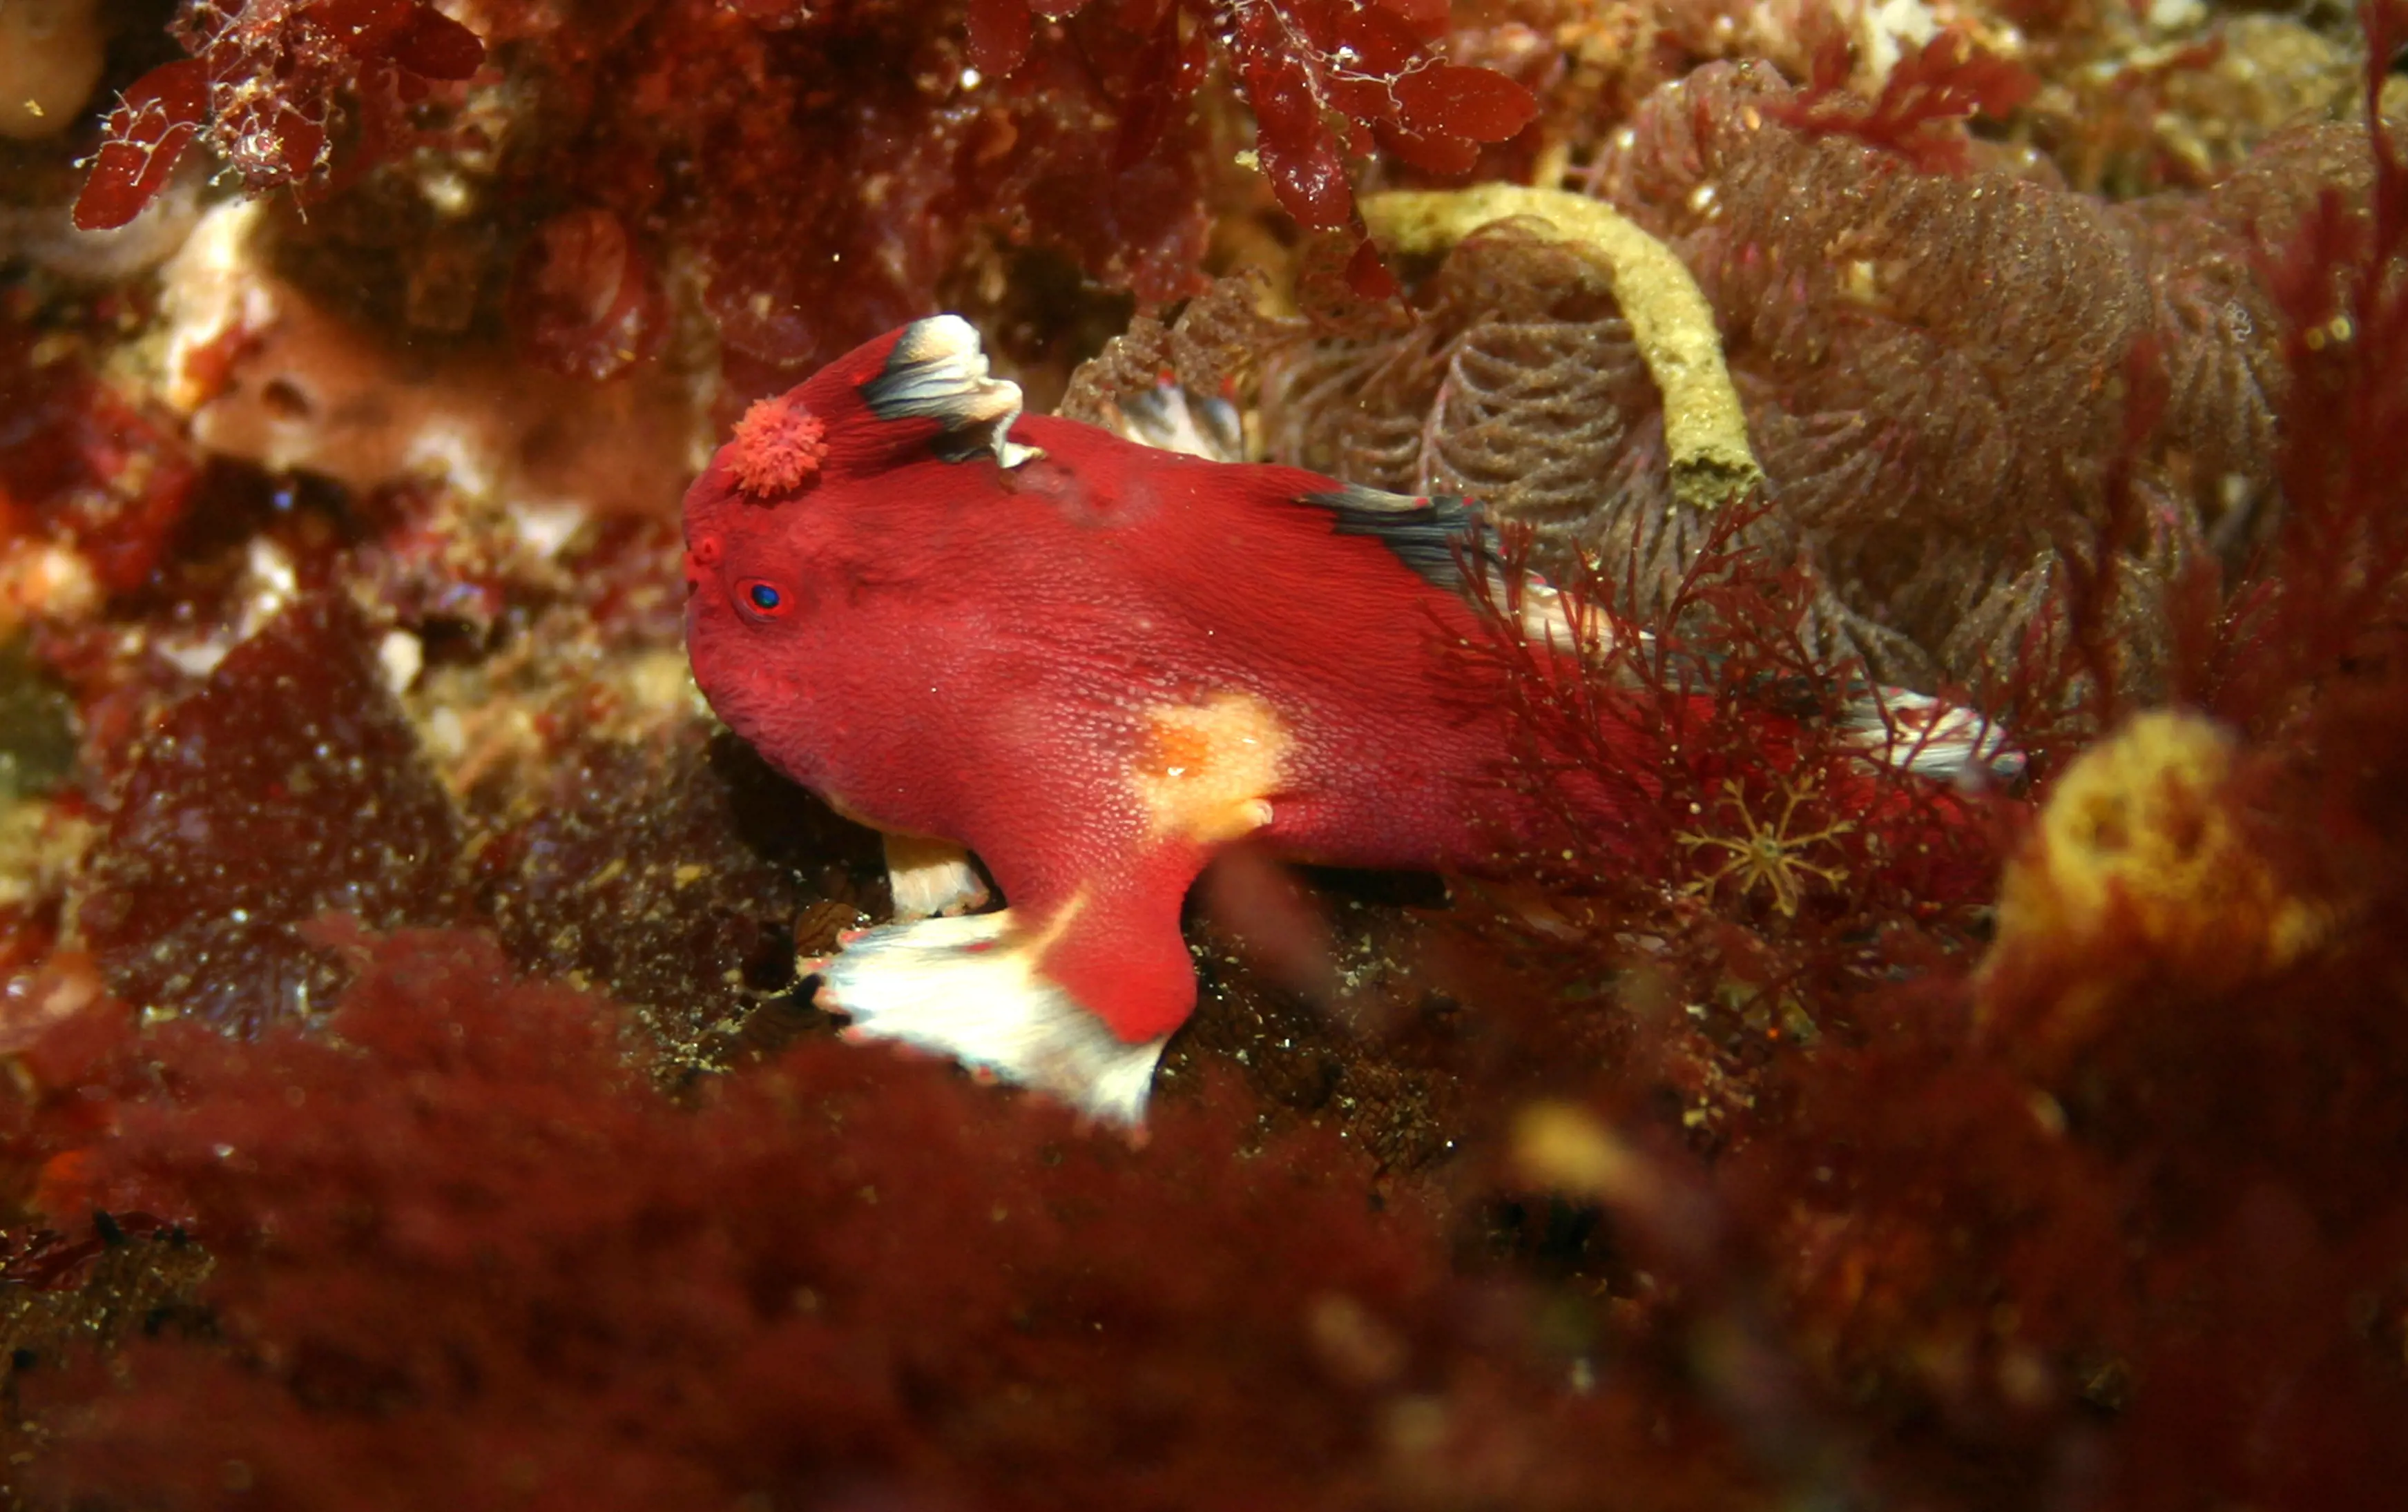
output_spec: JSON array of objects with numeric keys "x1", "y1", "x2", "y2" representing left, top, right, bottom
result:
[
  {"x1": 1361, "y1": 185, "x2": 1764, "y2": 513},
  {"x1": 1127, "y1": 692, "x2": 1291, "y2": 844}
]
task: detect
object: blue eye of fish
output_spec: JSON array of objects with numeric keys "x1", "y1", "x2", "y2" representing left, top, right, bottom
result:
[{"x1": 748, "y1": 583, "x2": 781, "y2": 611}]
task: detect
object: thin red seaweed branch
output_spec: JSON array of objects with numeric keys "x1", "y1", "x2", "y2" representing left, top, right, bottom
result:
[{"x1": 1769, "y1": 27, "x2": 2039, "y2": 175}]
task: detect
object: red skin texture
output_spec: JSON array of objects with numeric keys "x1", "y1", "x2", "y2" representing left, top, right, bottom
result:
[{"x1": 683, "y1": 326, "x2": 1662, "y2": 1046}]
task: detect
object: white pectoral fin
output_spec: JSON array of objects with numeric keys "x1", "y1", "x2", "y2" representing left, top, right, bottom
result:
[
  {"x1": 882, "y1": 834, "x2": 992, "y2": 920},
  {"x1": 1106, "y1": 380, "x2": 1249, "y2": 463},
  {"x1": 810, "y1": 910, "x2": 1166, "y2": 1126},
  {"x1": 1842, "y1": 688, "x2": 2025, "y2": 784}
]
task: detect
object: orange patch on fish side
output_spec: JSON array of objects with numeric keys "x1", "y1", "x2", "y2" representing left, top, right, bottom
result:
[{"x1": 1128, "y1": 692, "x2": 1289, "y2": 844}]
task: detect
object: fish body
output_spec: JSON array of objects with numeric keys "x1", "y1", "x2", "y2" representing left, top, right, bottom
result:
[
  {"x1": 683, "y1": 317, "x2": 1996, "y2": 1121},
  {"x1": 690, "y1": 414, "x2": 1599, "y2": 866}
]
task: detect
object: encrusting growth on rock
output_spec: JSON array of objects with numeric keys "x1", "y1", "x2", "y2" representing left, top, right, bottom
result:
[{"x1": 1981, "y1": 709, "x2": 2330, "y2": 1049}]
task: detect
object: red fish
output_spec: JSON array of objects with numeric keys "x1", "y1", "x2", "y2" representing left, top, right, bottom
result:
[{"x1": 682, "y1": 317, "x2": 2007, "y2": 1123}]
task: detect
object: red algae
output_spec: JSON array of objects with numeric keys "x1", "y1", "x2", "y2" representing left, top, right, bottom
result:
[
  {"x1": 73, "y1": 0, "x2": 485, "y2": 231},
  {"x1": 1768, "y1": 28, "x2": 2039, "y2": 175},
  {"x1": 68, "y1": 59, "x2": 211, "y2": 236},
  {"x1": 68, "y1": 0, "x2": 1532, "y2": 378},
  {"x1": 73, "y1": 591, "x2": 467, "y2": 1033},
  {"x1": 963, "y1": 0, "x2": 1536, "y2": 233},
  {"x1": 0, "y1": 330, "x2": 202, "y2": 598},
  {"x1": 506, "y1": 208, "x2": 671, "y2": 384},
  {"x1": 8, "y1": 926, "x2": 1764, "y2": 1512},
  {"x1": 474, "y1": 725, "x2": 883, "y2": 1063},
  {"x1": 486, "y1": 0, "x2": 1224, "y2": 372}
]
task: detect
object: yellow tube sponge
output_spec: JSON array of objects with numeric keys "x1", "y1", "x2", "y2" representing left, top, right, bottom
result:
[{"x1": 1361, "y1": 184, "x2": 1764, "y2": 513}]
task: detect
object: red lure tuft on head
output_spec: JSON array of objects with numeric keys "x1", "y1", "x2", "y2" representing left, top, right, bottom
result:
[{"x1": 727, "y1": 394, "x2": 829, "y2": 498}]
